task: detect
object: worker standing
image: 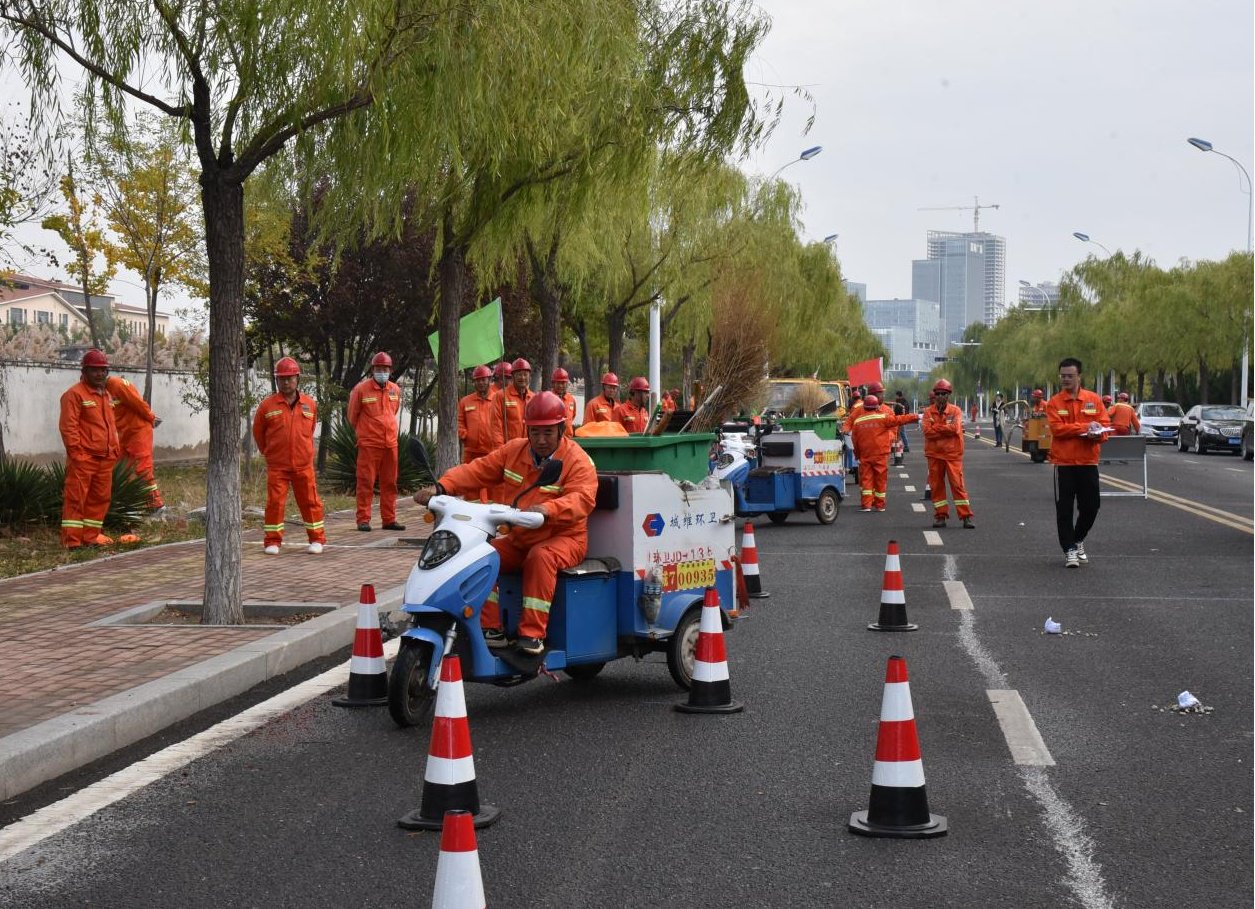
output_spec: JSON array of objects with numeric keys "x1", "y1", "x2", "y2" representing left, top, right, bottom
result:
[
  {"x1": 1030, "y1": 388, "x2": 1046, "y2": 414},
  {"x1": 106, "y1": 374, "x2": 164, "y2": 512},
  {"x1": 498, "y1": 357, "x2": 535, "y2": 442},
  {"x1": 661, "y1": 388, "x2": 676, "y2": 413},
  {"x1": 347, "y1": 351, "x2": 405, "y2": 532},
  {"x1": 583, "y1": 372, "x2": 619, "y2": 424},
  {"x1": 1047, "y1": 357, "x2": 1110, "y2": 568},
  {"x1": 459, "y1": 365, "x2": 499, "y2": 502},
  {"x1": 550, "y1": 367, "x2": 578, "y2": 437},
  {"x1": 614, "y1": 377, "x2": 651, "y2": 433},
  {"x1": 921, "y1": 379, "x2": 974, "y2": 529},
  {"x1": 59, "y1": 348, "x2": 121, "y2": 548},
  {"x1": 850, "y1": 394, "x2": 919, "y2": 512},
  {"x1": 252, "y1": 357, "x2": 326, "y2": 555},
  {"x1": 1109, "y1": 392, "x2": 1140, "y2": 436}
]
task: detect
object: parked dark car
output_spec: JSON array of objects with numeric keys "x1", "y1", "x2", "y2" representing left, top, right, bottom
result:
[
  {"x1": 1177, "y1": 404, "x2": 1247, "y2": 454},
  {"x1": 1241, "y1": 402, "x2": 1253, "y2": 461}
]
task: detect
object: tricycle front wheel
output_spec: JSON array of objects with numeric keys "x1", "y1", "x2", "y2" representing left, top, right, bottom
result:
[
  {"x1": 388, "y1": 641, "x2": 437, "y2": 728},
  {"x1": 815, "y1": 488, "x2": 840, "y2": 524},
  {"x1": 667, "y1": 607, "x2": 702, "y2": 690},
  {"x1": 767, "y1": 511, "x2": 789, "y2": 525},
  {"x1": 563, "y1": 662, "x2": 605, "y2": 681}
]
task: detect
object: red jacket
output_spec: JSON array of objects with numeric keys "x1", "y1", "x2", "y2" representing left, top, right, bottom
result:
[
  {"x1": 559, "y1": 392, "x2": 577, "y2": 438},
  {"x1": 921, "y1": 403, "x2": 965, "y2": 460},
  {"x1": 347, "y1": 377, "x2": 401, "y2": 449},
  {"x1": 493, "y1": 386, "x2": 533, "y2": 441},
  {"x1": 613, "y1": 401, "x2": 649, "y2": 434},
  {"x1": 583, "y1": 393, "x2": 618, "y2": 425},
  {"x1": 1108, "y1": 401, "x2": 1140, "y2": 436},
  {"x1": 106, "y1": 375, "x2": 156, "y2": 458},
  {"x1": 437, "y1": 436, "x2": 598, "y2": 549},
  {"x1": 457, "y1": 390, "x2": 499, "y2": 455},
  {"x1": 851, "y1": 406, "x2": 918, "y2": 462},
  {"x1": 253, "y1": 392, "x2": 318, "y2": 470},
  {"x1": 1046, "y1": 388, "x2": 1110, "y2": 466},
  {"x1": 60, "y1": 380, "x2": 120, "y2": 461}
]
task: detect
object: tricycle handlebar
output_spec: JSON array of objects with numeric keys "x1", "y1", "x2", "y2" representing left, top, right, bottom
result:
[{"x1": 426, "y1": 495, "x2": 546, "y2": 530}]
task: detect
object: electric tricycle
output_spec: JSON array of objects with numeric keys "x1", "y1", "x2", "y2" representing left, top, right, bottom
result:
[
  {"x1": 388, "y1": 461, "x2": 738, "y2": 727},
  {"x1": 711, "y1": 421, "x2": 845, "y2": 525}
]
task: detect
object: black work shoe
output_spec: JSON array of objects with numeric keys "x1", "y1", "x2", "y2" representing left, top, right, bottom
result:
[
  {"x1": 356, "y1": 522, "x2": 371, "y2": 532},
  {"x1": 932, "y1": 517, "x2": 947, "y2": 528},
  {"x1": 381, "y1": 522, "x2": 407, "y2": 531},
  {"x1": 483, "y1": 628, "x2": 510, "y2": 650},
  {"x1": 515, "y1": 636, "x2": 544, "y2": 656},
  {"x1": 962, "y1": 517, "x2": 975, "y2": 529}
]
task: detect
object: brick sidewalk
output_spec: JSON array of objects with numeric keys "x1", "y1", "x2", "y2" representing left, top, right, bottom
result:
[{"x1": 0, "y1": 502, "x2": 431, "y2": 739}]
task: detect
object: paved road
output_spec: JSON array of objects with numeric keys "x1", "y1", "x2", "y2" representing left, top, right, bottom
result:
[{"x1": 1, "y1": 438, "x2": 1250, "y2": 908}]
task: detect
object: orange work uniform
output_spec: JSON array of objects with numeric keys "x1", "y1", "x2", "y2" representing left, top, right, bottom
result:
[
  {"x1": 1108, "y1": 401, "x2": 1140, "y2": 436},
  {"x1": 558, "y1": 392, "x2": 578, "y2": 438},
  {"x1": 493, "y1": 386, "x2": 533, "y2": 442},
  {"x1": 921, "y1": 402, "x2": 973, "y2": 521},
  {"x1": 851, "y1": 406, "x2": 919, "y2": 511},
  {"x1": 252, "y1": 391, "x2": 326, "y2": 548},
  {"x1": 583, "y1": 393, "x2": 618, "y2": 425},
  {"x1": 348, "y1": 376, "x2": 402, "y2": 526},
  {"x1": 1046, "y1": 389, "x2": 1110, "y2": 466},
  {"x1": 436, "y1": 436, "x2": 599, "y2": 641},
  {"x1": 106, "y1": 375, "x2": 163, "y2": 509},
  {"x1": 59, "y1": 379, "x2": 121, "y2": 547},
  {"x1": 661, "y1": 393, "x2": 676, "y2": 412},
  {"x1": 458, "y1": 389, "x2": 499, "y2": 502},
  {"x1": 613, "y1": 400, "x2": 650, "y2": 434}
]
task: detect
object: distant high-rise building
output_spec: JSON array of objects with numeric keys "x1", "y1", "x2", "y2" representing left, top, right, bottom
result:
[
  {"x1": 863, "y1": 298, "x2": 942, "y2": 377},
  {"x1": 912, "y1": 230, "x2": 1006, "y2": 344},
  {"x1": 844, "y1": 280, "x2": 867, "y2": 305}
]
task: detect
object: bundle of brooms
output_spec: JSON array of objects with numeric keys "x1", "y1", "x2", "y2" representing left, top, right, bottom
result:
[{"x1": 688, "y1": 277, "x2": 771, "y2": 432}]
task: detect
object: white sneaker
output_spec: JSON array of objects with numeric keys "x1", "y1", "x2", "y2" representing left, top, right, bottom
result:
[
  {"x1": 1064, "y1": 547, "x2": 1079, "y2": 568},
  {"x1": 1074, "y1": 542, "x2": 1088, "y2": 563},
  {"x1": 307, "y1": 542, "x2": 324, "y2": 554},
  {"x1": 264, "y1": 545, "x2": 280, "y2": 555}
]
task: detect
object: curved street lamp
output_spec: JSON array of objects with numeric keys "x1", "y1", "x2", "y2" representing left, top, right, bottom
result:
[
  {"x1": 1071, "y1": 231, "x2": 1113, "y2": 256},
  {"x1": 770, "y1": 145, "x2": 823, "y2": 180},
  {"x1": 1018, "y1": 279, "x2": 1050, "y2": 306}
]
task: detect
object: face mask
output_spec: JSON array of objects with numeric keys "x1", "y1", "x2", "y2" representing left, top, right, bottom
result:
[{"x1": 373, "y1": 371, "x2": 389, "y2": 385}]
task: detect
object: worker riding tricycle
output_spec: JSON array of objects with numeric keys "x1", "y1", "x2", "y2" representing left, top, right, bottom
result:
[{"x1": 389, "y1": 393, "x2": 738, "y2": 727}]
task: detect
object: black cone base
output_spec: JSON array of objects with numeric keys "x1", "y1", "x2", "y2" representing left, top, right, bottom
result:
[
  {"x1": 676, "y1": 700, "x2": 744, "y2": 714},
  {"x1": 398, "y1": 803, "x2": 502, "y2": 831},
  {"x1": 332, "y1": 693, "x2": 388, "y2": 707},
  {"x1": 849, "y1": 809, "x2": 947, "y2": 839},
  {"x1": 332, "y1": 674, "x2": 388, "y2": 707},
  {"x1": 748, "y1": 591, "x2": 770, "y2": 599},
  {"x1": 868, "y1": 621, "x2": 918, "y2": 632},
  {"x1": 675, "y1": 678, "x2": 744, "y2": 714},
  {"x1": 868, "y1": 603, "x2": 916, "y2": 632}
]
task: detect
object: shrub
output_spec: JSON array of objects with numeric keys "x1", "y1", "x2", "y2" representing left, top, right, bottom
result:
[
  {"x1": 39, "y1": 460, "x2": 151, "y2": 530},
  {"x1": 0, "y1": 458, "x2": 61, "y2": 528},
  {"x1": 323, "y1": 417, "x2": 434, "y2": 494}
]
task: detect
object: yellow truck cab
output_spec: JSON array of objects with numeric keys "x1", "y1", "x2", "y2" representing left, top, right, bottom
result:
[{"x1": 762, "y1": 378, "x2": 850, "y2": 420}]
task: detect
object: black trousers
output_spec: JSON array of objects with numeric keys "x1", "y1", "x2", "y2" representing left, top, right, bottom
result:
[{"x1": 1054, "y1": 465, "x2": 1100, "y2": 551}]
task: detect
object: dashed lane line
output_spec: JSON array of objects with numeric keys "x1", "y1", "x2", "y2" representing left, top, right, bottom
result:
[
  {"x1": 943, "y1": 579, "x2": 973, "y2": 609},
  {"x1": 987, "y1": 689, "x2": 1055, "y2": 766},
  {"x1": 912, "y1": 503, "x2": 926, "y2": 512},
  {"x1": 923, "y1": 530, "x2": 943, "y2": 546}
]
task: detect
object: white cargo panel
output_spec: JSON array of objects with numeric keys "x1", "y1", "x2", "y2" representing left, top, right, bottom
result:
[{"x1": 758, "y1": 430, "x2": 845, "y2": 477}]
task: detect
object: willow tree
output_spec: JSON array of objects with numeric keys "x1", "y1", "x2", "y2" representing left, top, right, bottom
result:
[{"x1": 0, "y1": 0, "x2": 615, "y2": 622}]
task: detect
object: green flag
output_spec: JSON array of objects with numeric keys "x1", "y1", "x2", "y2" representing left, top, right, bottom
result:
[{"x1": 427, "y1": 298, "x2": 504, "y2": 369}]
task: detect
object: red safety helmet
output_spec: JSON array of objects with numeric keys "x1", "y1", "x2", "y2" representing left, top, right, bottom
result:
[
  {"x1": 81, "y1": 348, "x2": 109, "y2": 368},
  {"x1": 524, "y1": 391, "x2": 568, "y2": 426},
  {"x1": 493, "y1": 362, "x2": 513, "y2": 379},
  {"x1": 1031, "y1": 388, "x2": 1044, "y2": 398},
  {"x1": 629, "y1": 376, "x2": 650, "y2": 393},
  {"x1": 1117, "y1": 391, "x2": 1129, "y2": 401},
  {"x1": 511, "y1": 357, "x2": 532, "y2": 373},
  {"x1": 867, "y1": 381, "x2": 885, "y2": 395},
  {"x1": 551, "y1": 367, "x2": 570, "y2": 382},
  {"x1": 370, "y1": 352, "x2": 393, "y2": 369},
  {"x1": 863, "y1": 394, "x2": 880, "y2": 408},
  {"x1": 601, "y1": 372, "x2": 619, "y2": 387},
  {"x1": 1102, "y1": 394, "x2": 1113, "y2": 405},
  {"x1": 932, "y1": 379, "x2": 953, "y2": 394},
  {"x1": 472, "y1": 365, "x2": 493, "y2": 380},
  {"x1": 274, "y1": 356, "x2": 301, "y2": 377}
]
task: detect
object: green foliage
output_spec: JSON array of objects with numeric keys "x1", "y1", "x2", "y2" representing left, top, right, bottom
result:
[
  {"x1": 0, "y1": 458, "x2": 148, "y2": 529},
  {"x1": 322, "y1": 418, "x2": 433, "y2": 495}
]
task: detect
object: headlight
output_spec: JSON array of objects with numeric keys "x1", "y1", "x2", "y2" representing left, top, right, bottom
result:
[
  {"x1": 418, "y1": 530, "x2": 460, "y2": 570},
  {"x1": 716, "y1": 452, "x2": 735, "y2": 469}
]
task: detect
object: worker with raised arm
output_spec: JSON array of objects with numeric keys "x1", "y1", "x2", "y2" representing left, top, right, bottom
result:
[
  {"x1": 850, "y1": 393, "x2": 919, "y2": 512},
  {"x1": 921, "y1": 379, "x2": 974, "y2": 529}
]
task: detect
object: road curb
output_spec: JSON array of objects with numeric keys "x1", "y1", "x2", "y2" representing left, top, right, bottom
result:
[{"x1": 0, "y1": 583, "x2": 406, "y2": 802}]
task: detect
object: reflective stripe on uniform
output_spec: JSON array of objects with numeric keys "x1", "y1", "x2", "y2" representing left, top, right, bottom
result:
[{"x1": 522, "y1": 596, "x2": 551, "y2": 615}]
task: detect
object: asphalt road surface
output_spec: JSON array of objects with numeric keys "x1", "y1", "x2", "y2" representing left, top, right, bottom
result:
[{"x1": 1, "y1": 436, "x2": 1251, "y2": 909}]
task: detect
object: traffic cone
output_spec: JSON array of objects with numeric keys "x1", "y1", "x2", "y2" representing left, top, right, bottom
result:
[
  {"x1": 675, "y1": 587, "x2": 744, "y2": 715},
  {"x1": 333, "y1": 584, "x2": 388, "y2": 707},
  {"x1": 849, "y1": 655, "x2": 947, "y2": 838},
  {"x1": 973, "y1": 423, "x2": 982, "y2": 439},
  {"x1": 739, "y1": 522, "x2": 769, "y2": 599},
  {"x1": 398, "y1": 655, "x2": 502, "y2": 830},
  {"x1": 868, "y1": 540, "x2": 917, "y2": 632},
  {"x1": 431, "y1": 810, "x2": 487, "y2": 909}
]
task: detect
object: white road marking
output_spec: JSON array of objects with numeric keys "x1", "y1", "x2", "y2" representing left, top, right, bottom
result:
[
  {"x1": 898, "y1": 473, "x2": 910, "y2": 479},
  {"x1": 923, "y1": 530, "x2": 943, "y2": 546},
  {"x1": 1224, "y1": 467, "x2": 1244, "y2": 473},
  {"x1": 911, "y1": 503, "x2": 926, "y2": 512},
  {"x1": 904, "y1": 484, "x2": 916, "y2": 492},
  {"x1": 944, "y1": 580, "x2": 972, "y2": 610},
  {"x1": 987, "y1": 689, "x2": 1055, "y2": 766},
  {"x1": 943, "y1": 555, "x2": 958, "y2": 580},
  {"x1": 0, "y1": 638, "x2": 401, "y2": 865}
]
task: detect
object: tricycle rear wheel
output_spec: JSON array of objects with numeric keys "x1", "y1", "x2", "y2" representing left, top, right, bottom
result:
[
  {"x1": 767, "y1": 511, "x2": 789, "y2": 525},
  {"x1": 667, "y1": 607, "x2": 702, "y2": 690},
  {"x1": 815, "y1": 488, "x2": 840, "y2": 524},
  {"x1": 388, "y1": 641, "x2": 437, "y2": 728},
  {"x1": 563, "y1": 662, "x2": 605, "y2": 681}
]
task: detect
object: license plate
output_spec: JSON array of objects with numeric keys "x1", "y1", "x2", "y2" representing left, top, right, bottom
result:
[{"x1": 1228, "y1": 438, "x2": 1240, "y2": 445}]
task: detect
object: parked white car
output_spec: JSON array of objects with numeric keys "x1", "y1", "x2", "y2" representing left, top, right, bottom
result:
[{"x1": 1137, "y1": 401, "x2": 1184, "y2": 444}]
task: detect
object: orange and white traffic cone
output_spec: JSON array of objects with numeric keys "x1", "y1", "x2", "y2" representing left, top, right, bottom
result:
[
  {"x1": 675, "y1": 587, "x2": 743, "y2": 715},
  {"x1": 849, "y1": 655, "x2": 947, "y2": 838},
  {"x1": 333, "y1": 584, "x2": 388, "y2": 707},
  {"x1": 431, "y1": 810, "x2": 487, "y2": 909},
  {"x1": 739, "y1": 522, "x2": 769, "y2": 599},
  {"x1": 398, "y1": 655, "x2": 502, "y2": 830},
  {"x1": 868, "y1": 540, "x2": 917, "y2": 632}
]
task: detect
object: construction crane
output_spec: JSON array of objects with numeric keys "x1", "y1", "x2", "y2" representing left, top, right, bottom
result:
[{"x1": 918, "y1": 195, "x2": 1001, "y2": 232}]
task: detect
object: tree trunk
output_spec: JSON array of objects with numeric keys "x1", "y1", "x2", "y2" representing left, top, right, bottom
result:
[
  {"x1": 607, "y1": 306, "x2": 627, "y2": 376},
  {"x1": 681, "y1": 338, "x2": 696, "y2": 404},
  {"x1": 144, "y1": 270, "x2": 160, "y2": 402},
  {"x1": 200, "y1": 175, "x2": 246, "y2": 626},
  {"x1": 527, "y1": 236, "x2": 562, "y2": 389},
  {"x1": 1155, "y1": 369, "x2": 1166, "y2": 400},
  {"x1": 436, "y1": 209, "x2": 466, "y2": 475},
  {"x1": 80, "y1": 272, "x2": 101, "y2": 350},
  {"x1": 1198, "y1": 359, "x2": 1210, "y2": 405},
  {"x1": 1136, "y1": 370, "x2": 1146, "y2": 401},
  {"x1": 314, "y1": 355, "x2": 329, "y2": 472},
  {"x1": 575, "y1": 318, "x2": 593, "y2": 393}
]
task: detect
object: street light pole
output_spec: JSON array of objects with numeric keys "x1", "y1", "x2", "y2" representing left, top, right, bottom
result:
[
  {"x1": 1187, "y1": 137, "x2": 1252, "y2": 406},
  {"x1": 1071, "y1": 231, "x2": 1113, "y2": 256},
  {"x1": 769, "y1": 145, "x2": 823, "y2": 180}
]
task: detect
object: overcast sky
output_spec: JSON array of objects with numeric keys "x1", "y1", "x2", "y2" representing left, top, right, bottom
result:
[{"x1": 742, "y1": 0, "x2": 1254, "y2": 301}]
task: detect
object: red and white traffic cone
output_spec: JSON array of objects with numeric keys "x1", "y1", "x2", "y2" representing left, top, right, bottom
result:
[
  {"x1": 431, "y1": 810, "x2": 487, "y2": 909},
  {"x1": 739, "y1": 522, "x2": 769, "y2": 599},
  {"x1": 675, "y1": 587, "x2": 743, "y2": 715},
  {"x1": 849, "y1": 655, "x2": 947, "y2": 838},
  {"x1": 333, "y1": 583, "x2": 388, "y2": 707},
  {"x1": 868, "y1": 540, "x2": 917, "y2": 632},
  {"x1": 398, "y1": 655, "x2": 501, "y2": 830}
]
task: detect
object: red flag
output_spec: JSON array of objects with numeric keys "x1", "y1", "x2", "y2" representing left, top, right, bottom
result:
[{"x1": 847, "y1": 357, "x2": 883, "y2": 388}]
